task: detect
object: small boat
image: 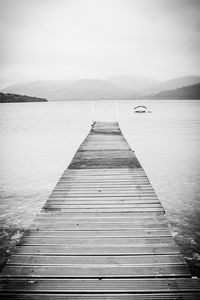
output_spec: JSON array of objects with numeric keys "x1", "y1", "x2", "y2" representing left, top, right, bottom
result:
[{"x1": 134, "y1": 105, "x2": 151, "y2": 113}]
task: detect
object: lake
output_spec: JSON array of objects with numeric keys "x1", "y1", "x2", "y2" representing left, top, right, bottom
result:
[{"x1": 0, "y1": 100, "x2": 200, "y2": 275}]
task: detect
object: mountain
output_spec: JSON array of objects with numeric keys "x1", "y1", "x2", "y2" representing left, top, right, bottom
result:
[
  {"x1": 0, "y1": 92, "x2": 47, "y2": 103},
  {"x1": 2, "y1": 75, "x2": 200, "y2": 101},
  {"x1": 2, "y1": 79, "x2": 140, "y2": 100},
  {"x1": 107, "y1": 75, "x2": 161, "y2": 91},
  {"x1": 157, "y1": 76, "x2": 200, "y2": 92},
  {"x1": 1, "y1": 80, "x2": 71, "y2": 100},
  {"x1": 151, "y1": 83, "x2": 200, "y2": 99}
]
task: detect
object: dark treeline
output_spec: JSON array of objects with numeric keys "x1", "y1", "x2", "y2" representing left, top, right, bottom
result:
[
  {"x1": 151, "y1": 83, "x2": 200, "y2": 99},
  {"x1": 0, "y1": 92, "x2": 47, "y2": 103}
]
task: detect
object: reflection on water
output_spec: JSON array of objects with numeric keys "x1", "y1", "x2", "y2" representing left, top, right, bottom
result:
[{"x1": 0, "y1": 100, "x2": 200, "y2": 275}]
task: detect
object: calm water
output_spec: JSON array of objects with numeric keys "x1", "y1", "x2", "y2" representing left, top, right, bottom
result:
[{"x1": 0, "y1": 100, "x2": 200, "y2": 275}]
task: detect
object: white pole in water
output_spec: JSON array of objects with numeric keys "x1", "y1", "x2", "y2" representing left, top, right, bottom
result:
[
  {"x1": 115, "y1": 100, "x2": 119, "y2": 121},
  {"x1": 91, "y1": 101, "x2": 95, "y2": 123}
]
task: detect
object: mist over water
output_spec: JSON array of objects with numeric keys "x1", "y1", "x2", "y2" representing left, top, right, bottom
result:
[{"x1": 0, "y1": 100, "x2": 200, "y2": 275}]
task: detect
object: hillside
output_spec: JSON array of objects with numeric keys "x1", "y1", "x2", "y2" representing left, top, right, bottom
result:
[
  {"x1": 107, "y1": 75, "x2": 161, "y2": 91},
  {"x1": 1, "y1": 79, "x2": 141, "y2": 100},
  {"x1": 151, "y1": 83, "x2": 200, "y2": 99},
  {"x1": 2, "y1": 75, "x2": 200, "y2": 101},
  {"x1": 0, "y1": 92, "x2": 47, "y2": 103},
  {"x1": 157, "y1": 76, "x2": 200, "y2": 92}
]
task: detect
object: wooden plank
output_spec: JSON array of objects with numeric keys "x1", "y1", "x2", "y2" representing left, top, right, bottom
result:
[
  {"x1": 57, "y1": 175, "x2": 149, "y2": 178},
  {"x1": 32, "y1": 217, "x2": 167, "y2": 225},
  {"x1": 62, "y1": 171, "x2": 147, "y2": 174},
  {"x1": 45, "y1": 200, "x2": 161, "y2": 204},
  {"x1": 62, "y1": 175, "x2": 147, "y2": 178},
  {"x1": 61, "y1": 172, "x2": 147, "y2": 175},
  {"x1": 63, "y1": 173, "x2": 146, "y2": 176},
  {"x1": 24, "y1": 229, "x2": 171, "y2": 237},
  {"x1": 64, "y1": 166, "x2": 144, "y2": 170},
  {"x1": 33, "y1": 215, "x2": 167, "y2": 221},
  {"x1": 50, "y1": 193, "x2": 157, "y2": 196},
  {"x1": 63, "y1": 173, "x2": 147, "y2": 176},
  {"x1": 45, "y1": 202, "x2": 161, "y2": 206},
  {"x1": 58, "y1": 178, "x2": 150, "y2": 181},
  {"x1": 6, "y1": 255, "x2": 185, "y2": 266},
  {"x1": 34, "y1": 213, "x2": 166, "y2": 219},
  {"x1": 34, "y1": 217, "x2": 166, "y2": 223},
  {"x1": 53, "y1": 181, "x2": 150, "y2": 184},
  {"x1": 68, "y1": 157, "x2": 142, "y2": 169},
  {"x1": 61, "y1": 173, "x2": 148, "y2": 176},
  {"x1": 56, "y1": 184, "x2": 151, "y2": 187},
  {"x1": 1, "y1": 265, "x2": 190, "y2": 278},
  {"x1": 51, "y1": 191, "x2": 156, "y2": 195},
  {"x1": 44, "y1": 208, "x2": 165, "y2": 212},
  {"x1": 58, "y1": 176, "x2": 149, "y2": 179},
  {"x1": 19, "y1": 237, "x2": 176, "y2": 246},
  {"x1": 64, "y1": 168, "x2": 146, "y2": 173},
  {"x1": 58, "y1": 177, "x2": 150, "y2": 180},
  {"x1": 62, "y1": 172, "x2": 147, "y2": 175},
  {"x1": 45, "y1": 201, "x2": 161, "y2": 206},
  {"x1": 58, "y1": 182, "x2": 150, "y2": 185},
  {"x1": 29, "y1": 224, "x2": 169, "y2": 231},
  {"x1": 1, "y1": 293, "x2": 200, "y2": 300},
  {"x1": 48, "y1": 191, "x2": 157, "y2": 196},
  {"x1": 12, "y1": 245, "x2": 181, "y2": 255},
  {"x1": 38, "y1": 211, "x2": 165, "y2": 217},
  {"x1": 1, "y1": 278, "x2": 200, "y2": 293},
  {"x1": 59, "y1": 178, "x2": 148, "y2": 181},
  {"x1": 55, "y1": 183, "x2": 151, "y2": 186},
  {"x1": 48, "y1": 193, "x2": 158, "y2": 196},
  {"x1": 51, "y1": 189, "x2": 156, "y2": 193},
  {"x1": 43, "y1": 204, "x2": 163, "y2": 209},
  {"x1": 54, "y1": 184, "x2": 152, "y2": 188},
  {"x1": 48, "y1": 196, "x2": 159, "y2": 201}
]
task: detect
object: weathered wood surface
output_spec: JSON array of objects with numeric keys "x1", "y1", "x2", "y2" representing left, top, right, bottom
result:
[{"x1": 1, "y1": 121, "x2": 200, "y2": 299}]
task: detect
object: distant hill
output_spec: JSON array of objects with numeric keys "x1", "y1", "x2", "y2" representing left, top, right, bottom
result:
[
  {"x1": 156, "y1": 76, "x2": 200, "y2": 92},
  {"x1": 2, "y1": 75, "x2": 200, "y2": 101},
  {"x1": 107, "y1": 75, "x2": 161, "y2": 91},
  {"x1": 1, "y1": 79, "x2": 140, "y2": 100},
  {"x1": 0, "y1": 92, "x2": 47, "y2": 103},
  {"x1": 1, "y1": 80, "x2": 71, "y2": 100},
  {"x1": 151, "y1": 83, "x2": 200, "y2": 99}
]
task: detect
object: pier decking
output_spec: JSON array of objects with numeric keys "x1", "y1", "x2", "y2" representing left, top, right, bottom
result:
[{"x1": 1, "y1": 122, "x2": 200, "y2": 299}]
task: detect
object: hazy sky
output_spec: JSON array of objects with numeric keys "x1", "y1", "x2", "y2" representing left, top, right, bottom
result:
[{"x1": 0, "y1": 0, "x2": 200, "y2": 84}]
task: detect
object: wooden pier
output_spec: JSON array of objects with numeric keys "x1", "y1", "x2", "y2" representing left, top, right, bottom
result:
[{"x1": 1, "y1": 122, "x2": 200, "y2": 299}]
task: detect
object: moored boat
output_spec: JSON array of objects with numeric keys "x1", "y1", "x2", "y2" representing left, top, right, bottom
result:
[{"x1": 134, "y1": 105, "x2": 148, "y2": 113}]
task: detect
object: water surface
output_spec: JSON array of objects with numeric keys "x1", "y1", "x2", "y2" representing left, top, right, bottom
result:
[{"x1": 0, "y1": 100, "x2": 200, "y2": 275}]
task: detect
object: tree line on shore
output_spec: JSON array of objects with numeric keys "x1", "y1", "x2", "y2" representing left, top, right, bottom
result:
[{"x1": 0, "y1": 92, "x2": 47, "y2": 103}]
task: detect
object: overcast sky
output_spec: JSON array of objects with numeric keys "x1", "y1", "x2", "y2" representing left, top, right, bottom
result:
[{"x1": 0, "y1": 0, "x2": 200, "y2": 85}]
